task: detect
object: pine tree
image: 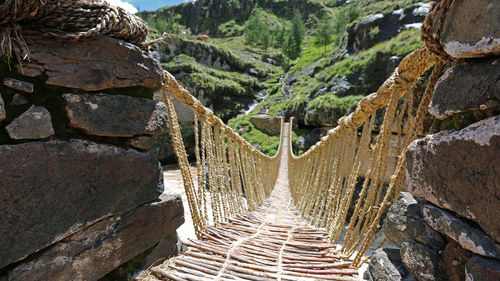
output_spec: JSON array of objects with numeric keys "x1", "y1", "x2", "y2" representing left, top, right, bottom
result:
[
  {"x1": 282, "y1": 10, "x2": 305, "y2": 59},
  {"x1": 245, "y1": 13, "x2": 260, "y2": 45},
  {"x1": 315, "y1": 16, "x2": 333, "y2": 53}
]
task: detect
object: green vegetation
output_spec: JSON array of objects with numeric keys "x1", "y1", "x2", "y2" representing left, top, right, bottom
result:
[
  {"x1": 315, "y1": 16, "x2": 334, "y2": 54},
  {"x1": 282, "y1": 11, "x2": 306, "y2": 60},
  {"x1": 143, "y1": 14, "x2": 183, "y2": 37},
  {"x1": 228, "y1": 115, "x2": 281, "y2": 156},
  {"x1": 139, "y1": 0, "x2": 429, "y2": 155}
]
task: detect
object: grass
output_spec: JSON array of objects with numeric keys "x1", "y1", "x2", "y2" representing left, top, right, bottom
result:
[
  {"x1": 228, "y1": 115, "x2": 281, "y2": 156},
  {"x1": 323, "y1": 29, "x2": 422, "y2": 81}
]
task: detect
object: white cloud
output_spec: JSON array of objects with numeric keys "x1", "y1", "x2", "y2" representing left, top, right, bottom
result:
[{"x1": 106, "y1": 0, "x2": 138, "y2": 14}]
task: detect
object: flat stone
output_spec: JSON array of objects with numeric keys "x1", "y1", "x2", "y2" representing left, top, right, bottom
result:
[
  {"x1": 422, "y1": 204, "x2": 500, "y2": 259},
  {"x1": 15, "y1": 63, "x2": 44, "y2": 77},
  {"x1": 3, "y1": 78, "x2": 34, "y2": 93},
  {"x1": 383, "y1": 192, "x2": 444, "y2": 250},
  {"x1": 440, "y1": 0, "x2": 500, "y2": 58},
  {"x1": 465, "y1": 256, "x2": 500, "y2": 281},
  {"x1": 128, "y1": 136, "x2": 156, "y2": 150},
  {"x1": 443, "y1": 240, "x2": 473, "y2": 281},
  {"x1": 63, "y1": 93, "x2": 168, "y2": 137},
  {"x1": 10, "y1": 94, "x2": 28, "y2": 106},
  {"x1": 0, "y1": 94, "x2": 5, "y2": 122},
  {"x1": 20, "y1": 36, "x2": 162, "y2": 91},
  {"x1": 5, "y1": 105, "x2": 54, "y2": 139},
  {"x1": 406, "y1": 116, "x2": 500, "y2": 241},
  {"x1": 0, "y1": 139, "x2": 163, "y2": 269},
  {"x1": 250, "y1": 115, "x2": 282, "y2": 135},
  {"x1": 6, "y1": 195, "x2": 183, "y2": 281},
  {"x1": 366, "y1": 248, "x2": 416, "y2": 281},
  {"x1": 429, "y1": 58, "x2": 500, "y2": 120},
  {"x1": 400, "y1": 242, "x2": 445, "y2": 281}
]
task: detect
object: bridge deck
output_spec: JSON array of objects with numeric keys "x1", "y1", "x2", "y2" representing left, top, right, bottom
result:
[{"x1": 144, "y1": 124, "x2": 358, "y2": 281}]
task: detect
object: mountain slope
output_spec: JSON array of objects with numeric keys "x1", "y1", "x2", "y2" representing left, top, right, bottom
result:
[{"x1": 139, "y1": 0, "x2": 429, "y2": 158}]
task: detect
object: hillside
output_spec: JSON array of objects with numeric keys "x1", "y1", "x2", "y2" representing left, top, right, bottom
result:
[{"x1": 138, "y1": 0, "x2": 429, "y2": 159}]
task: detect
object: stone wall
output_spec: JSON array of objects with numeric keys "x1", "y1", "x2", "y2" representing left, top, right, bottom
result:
[
  {"x1": 366, "y1": 1, "x2": 500, "y2": 281},
  {"x1": 0, "y1": 36, "x2": 184, "y2": 280}
]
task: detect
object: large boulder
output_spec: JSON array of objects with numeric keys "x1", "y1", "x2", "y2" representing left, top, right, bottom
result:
[
  {"x1": 406, "y1": 116, "x2": 500, "y2": 242},
  {"x1": 422, "y1": 204, "x2": 500, "y2": 259},
  {"x1": 63, "y1": 93, "x2": 169, "y2": 137},
  {"x1": 440, "y1": 0, "x2": 500, "y2": 58},
  {"x1": 365, "y1": 248, "x2": 416, "y2": 281},
  {"x1": 5, "y1": 105, "x2": 54, "y2": 139},
  {"x1": 400, "y1": 242, "x2": 445, "y2": 281},
  {"x1": 0, "y1": 140, "x2": 163, "y2": 269},
  {"x1": 6, "y1": 195, "x2": 183, "y2": 281},
  {"x1": 429, "y1": 58, "x2": 500, "y2": 120},
  {"x1": 383, "y1": 192, "x2": 444, "y2": 250},
  {"x1": 17, "y1": 36, "x2": 163, "y2": 91},
  {"x1": 250, "y1": 115, "x2": 282, "y2": 135}
]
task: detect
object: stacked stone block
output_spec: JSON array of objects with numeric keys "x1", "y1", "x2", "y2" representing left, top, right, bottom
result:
[
  {"x1": 0, "y1": 36, "x2": 184, "y2": 280},
  {"x1": 366, "y1": 1, "x2": 499, "y2": 280}
]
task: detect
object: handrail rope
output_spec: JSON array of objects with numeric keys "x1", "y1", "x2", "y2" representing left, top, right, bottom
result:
[
  {"x1": 161, "y1": 70, "x2": 285, "y2": 235},
  {"x1": 289, "y1": 45, "x2": 440, "y2": 160},
  {"x1": 163, "y1": 71, "x2": 282, "y2": 161}
]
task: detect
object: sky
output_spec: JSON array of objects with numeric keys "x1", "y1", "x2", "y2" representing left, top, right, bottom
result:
[{"x1": 107, "y1": 0, "x2": 190, "y2": 13}]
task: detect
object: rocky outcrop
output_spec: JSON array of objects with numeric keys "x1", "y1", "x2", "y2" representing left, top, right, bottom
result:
[
  {"x1": 250, "y1": 115, "x2": 282, "y2": 135},
  {"x1": 140, "y1": 0, "x2": 326, "y2": 37},
  {"x1": 429, "y1": 58, "x2": 500, "y2": 119},
  {"x1": 63, "y1": 93, "x2": 169, "y2": 137},
  {"x1": 406, "y1": 116, "x2": 500, "y2": 242},
  {"x1": 17, "y1": 36, "x2": 163, "y2": 91},
  {"x1": 439, "y1": 0, "x2": 500, "y2": 58},
  {"x1": 347, "y1": 3, "x2": 428, "y2": 53},
  {"x1": 5, "y1": 105, "x2": 54, "y2": 139}
]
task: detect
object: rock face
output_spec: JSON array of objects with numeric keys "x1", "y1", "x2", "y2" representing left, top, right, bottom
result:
[
  {"x1": 0, "y1": 94, "x2": 5, "y2": 122},
  {"x1": 429, "y1": 58, "x2": 500, "y2": 119},
  {"x1": 250, "y1": 115, "x2": 282, "y2": 135},
  {"x1": 0, "y1": 140, "x2": 163, "y2": 269},
  {"x1": 422, "y1": 204, "x2": 500, "y2": 259},
  {"x1": 6, "y1": 196, "x2": 183, "y2": 281},
  {"x1": 383, "y1": 192, "x2": 444, "y2": 250},
  {"x1": 18, "y1": 36, "x2": 163, "y2": 91},
  {"x1": 440, "y1": 0, "x2": 500, "y2": 58},
  {"x1": 347, "y1": 3, "x2": 428, "y2": 53},
  {"x1": 406, "y1": 116, "x2": 500, "y2": 242},
  {"x1": 5, "y1": 105, "x2": 54, "y2": 139},
  {"x1": 63, "y1": 93, "x2": 169, "y2": 137},
  {"x1": 366, "y1": 248, "x2": 416, "y2": 281},
  {"x1": 401, "y1": 242, "x2": 445, "y2": 281},
  {"x1": 465, "y1": 256, "x2": 500, "y2": 281}
]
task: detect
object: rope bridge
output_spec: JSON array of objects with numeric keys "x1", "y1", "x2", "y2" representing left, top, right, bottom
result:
[
  {"x1": 148, "y1": 42, "x2": 444, "y2": 280},
  {"x1": 1, "y1": 0, "x2": 454, "y2": 279}
]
